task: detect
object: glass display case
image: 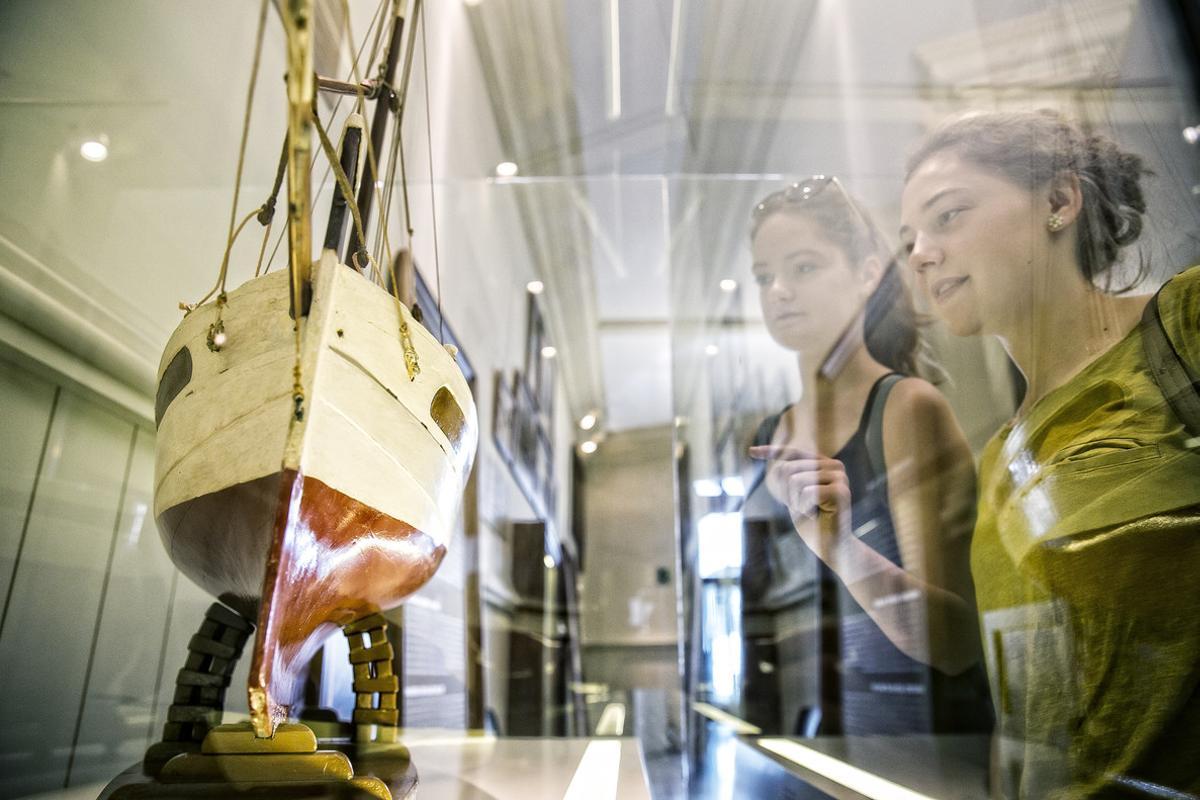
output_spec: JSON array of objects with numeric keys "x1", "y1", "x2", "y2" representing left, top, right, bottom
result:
[{"x1": 0, "y1": 0, "x2": 1197, "y2": 797}]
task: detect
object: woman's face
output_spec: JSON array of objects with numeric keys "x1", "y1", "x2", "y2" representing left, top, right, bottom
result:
[
  {"x1": 899, "y1": 152, "x2": 1048, "y2": 337},
  {"x1": 751, "y1": 212, "x2": 872, "y2": 355}
]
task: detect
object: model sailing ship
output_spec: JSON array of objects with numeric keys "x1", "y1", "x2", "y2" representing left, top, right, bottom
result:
[{"x1": 105, "y1": 0, "x2": 475, "y2": 795}]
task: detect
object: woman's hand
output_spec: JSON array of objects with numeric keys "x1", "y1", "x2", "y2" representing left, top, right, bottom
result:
[{"x1": 749, "y1": 444, "x2": 851, "y2": 558}]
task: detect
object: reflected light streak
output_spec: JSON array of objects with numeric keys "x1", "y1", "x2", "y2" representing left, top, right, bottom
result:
[
  {"x1": 814, "y1": 0, "x2": 870, "y2": 182},
  {"x1": 758, "y1": 739, "x2": 938, "y2": 800},
  {"x1": 714, "y1": 726, "x2": 738, "y2": 800},
  {"x1": 563, "y1": 740, "x2": 622, "y2": 800},
  {"x1": 289, "y1": 520, "x2": 432, "y2": 581},
  {"x1": 127, "y1": 502, "x2": 148, "y2": 545}
]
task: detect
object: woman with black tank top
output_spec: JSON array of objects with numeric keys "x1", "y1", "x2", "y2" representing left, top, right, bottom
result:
[{"x1": 744, "y1": 177, "x2": 992, "y2": 736}]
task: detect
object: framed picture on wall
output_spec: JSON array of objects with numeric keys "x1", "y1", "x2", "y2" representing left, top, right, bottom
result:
[
  {"x1": 524, "y1": 292, "x2": 555, "y2": 423},
  {"x1": 492, "y1": 370, "x2": 514, "y2": 466},
  {"x1": 513, "y1": 373, "x2": 540, "y2": 499},
  {"x1": 537, "y1": 429, "x2": 554, "y2": 516}
]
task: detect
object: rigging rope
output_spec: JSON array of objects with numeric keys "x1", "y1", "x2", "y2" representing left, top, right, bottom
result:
[
  {"x1": 340, "y1": 0, "x2": 395, "y2": 281},
  {"x1": 255, "y1": 136, "x2": 289, "y2": 276},
  {"x1": 374, "y1": 86, "x2": 405, "y2": 269},
  {"x1": 314, "y1": 108, "x2": 421, "y2": 380},
  {"x1": 312, "y1": 112, "x2": 378, "y2": 283},
  {"x1": 263, "y1": 0, "x2": 392, "y2": 274},
  {"x1": 192, "y1": 0, "x2": 270, "y2": 309},
  {"x1": 419, "y1": 6, "x2": 446, "y2": 345}
]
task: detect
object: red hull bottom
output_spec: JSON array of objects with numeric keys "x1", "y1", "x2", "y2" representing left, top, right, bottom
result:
[{"x1": 159, "y1": 469, "x2": 446, "y2": 737}]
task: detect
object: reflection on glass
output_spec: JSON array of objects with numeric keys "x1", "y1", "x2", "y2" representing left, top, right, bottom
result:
[
  {"x1": 697, "y1": 511, "x2": 743, "y2": 579},
  {"x1": 2, "y1": 0, "x2": 1199, "y2": 796},
  {"x1": 700, "y1": 582, "x2": 743, "y2": 708},
  {"x1": 740, "y1": 175, "x2": 993, "y2": 739}
]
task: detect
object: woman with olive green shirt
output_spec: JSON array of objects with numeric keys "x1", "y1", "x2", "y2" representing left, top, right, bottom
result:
[
  {"x1": 900, "y1": 108, "x2": 1200, "y2": 798},
  {"x1": 972, "y1": 264, "x2": 1200, "y2": 797}
]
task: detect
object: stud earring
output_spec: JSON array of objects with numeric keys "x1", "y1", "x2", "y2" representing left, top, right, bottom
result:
[{"x1": 1047, "y1": 213, "x2": 1065, "y2": 232}]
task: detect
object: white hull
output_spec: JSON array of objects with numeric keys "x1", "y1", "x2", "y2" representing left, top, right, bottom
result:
[{"x1": 153, "y1": 252, "x2": 477, "y2": 600}]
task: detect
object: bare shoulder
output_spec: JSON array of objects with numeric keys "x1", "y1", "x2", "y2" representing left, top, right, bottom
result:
[
  {"x1": 881, "y1": 377, "x2": 968, "y2": 459},
  {"x1": 883, "y1": 377, "x2": 955, "y2": 428}
]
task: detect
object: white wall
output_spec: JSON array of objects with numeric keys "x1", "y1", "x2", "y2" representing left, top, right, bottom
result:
[
  {"x1": 580, "y1": 426, "x2": 678, "y2": 647},
  {"x1": 0, "y1": 343, "x2": 227, "y2": 795}
]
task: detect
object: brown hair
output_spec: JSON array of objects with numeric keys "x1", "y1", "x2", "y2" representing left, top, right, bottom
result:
[
  {"x1": 905, "y1": 109, "x2": 1151, "y2": 291},
  {"x1": 751, "y1": 179, "x2": 924, "y2": 376}
]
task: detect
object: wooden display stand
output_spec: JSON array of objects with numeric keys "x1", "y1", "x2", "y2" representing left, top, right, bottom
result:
[{"x1": 98, "y1": 605, "x2": 417, "y2": 799}]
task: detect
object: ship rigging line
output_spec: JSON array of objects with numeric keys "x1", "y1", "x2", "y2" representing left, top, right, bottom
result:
[
  {"x1": 419, "y1": 6, "x2": 445, "y2": 346},
  {"x1": 194, "y1": 0, "x2": 270, "y2": 309},
  {"x1": 340, "y1": 0, "x2": 396, "y2": 279},
  {"x1": 312, "y1": 112, "x2": 381, "y2": 284},
  {"x1": 263, "y1": 0, "x2": 392, "y2": 274}
]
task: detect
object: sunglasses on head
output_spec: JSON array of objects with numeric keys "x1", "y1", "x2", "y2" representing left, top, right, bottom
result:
[
  {"x1": 753, "y1": 175, "x2": 902, "y2": 263},
  {"x1": 752, "y1": 176, "x2": 838, "y2": 221}
]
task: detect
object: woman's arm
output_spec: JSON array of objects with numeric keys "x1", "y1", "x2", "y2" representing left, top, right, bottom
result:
[
  {"x1": 751, "y1": 379, "x2": 982, "y2": 674},
  {"x1": 874, "y1": 378, "x2": 981, "y2": 674}
]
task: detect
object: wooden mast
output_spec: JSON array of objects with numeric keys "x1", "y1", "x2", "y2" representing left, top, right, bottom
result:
[{"x1": 282, "y1": 0, "x2": 315, "y2": 319}]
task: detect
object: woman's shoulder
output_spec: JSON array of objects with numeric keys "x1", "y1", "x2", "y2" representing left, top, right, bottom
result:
[
  {"x1": 880, "y1": 376, "x2": 966, "y2": 455},
  {"x1": 881, "y1": 376, "x2": 955, "y2": 423},
  {"x1": 1156, "y1": 264, "x2": 1200, "y2": 370}
]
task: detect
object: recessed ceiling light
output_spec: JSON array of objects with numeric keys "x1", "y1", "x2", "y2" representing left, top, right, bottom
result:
[
  {"x1": 542, "y1": 554, "x2": 555, "y2": 569},
  {"x1": 579, "y1": 413, "x2": 597, "y2": 431},
  {"x1": 541, "y1": 345, "x2": 557, "y2": 359},
  {"x1": 580, "y1": 440, "x2": 598, "y2": 455},
  {"x1": 526, "y1": 280, "x2": 544, "y2": 294},
  {"x1": 495, "y1": 161, "x2": 519, "y2": 177},
  {"x1": 705, "y1": 344, "x2": 719, "y2": 357},
  {"x1": 720, "y1": 278, "x2": 738, "y2": 292},
  {"x1": 80, "y1": 139, "x2": 108, "y2": 162}
]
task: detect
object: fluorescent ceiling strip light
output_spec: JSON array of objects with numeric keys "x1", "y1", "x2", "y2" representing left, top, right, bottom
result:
[
  {"x1": 607, "y1": 0, "x2": 621, "y2": 119},
  {"x1": 757, "y1": 738, "x2": 937, "y2": 800},
  {"x1": 664, "y1": 0, "x2": 683, "y2": 115},
  {"x1": 563, "y1": 740, "x2": 623, "y2": 800}
]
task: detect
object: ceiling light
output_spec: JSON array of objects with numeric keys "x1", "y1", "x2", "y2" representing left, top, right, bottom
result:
[
  {"x1": 721, "y1": 476, "x2": 746, "y2": 497},
  {"x1": 579, "y1": 413, "x2": 597, "y2": 431},
  {"x1": 495, "y1": 161, "x2": 519, "y2": 177},
  {"x1": 580, "y1": 440, "x2": 598, "y2": 455},
  {"x1": 526, "y1": 280, "x2": 544, "y2": 294},
  {"x1": 719, "y1": 278, "x2": 738, "y2": 292},
  {"x1": 542, "y1": 554, "x2": 555, "y2": 569},
  {"x1": 541, "y1": 345, "x2": 557, "y2": 359},
  {"x1": 692, "y1": 478, "x2": 722, "y2": 497},
  {"x1": 375, "y1": 179, "x2": 385, "y2": 189},
  {"x1": 1184, "y1": 126, "x2": 1200, "y2": 145},
  {"x1": 80, "y1": 139, "x2": 108, "y2": 162},
  {"x1": 705, "y1": 344, "x2": 719, "y2": 357}
]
